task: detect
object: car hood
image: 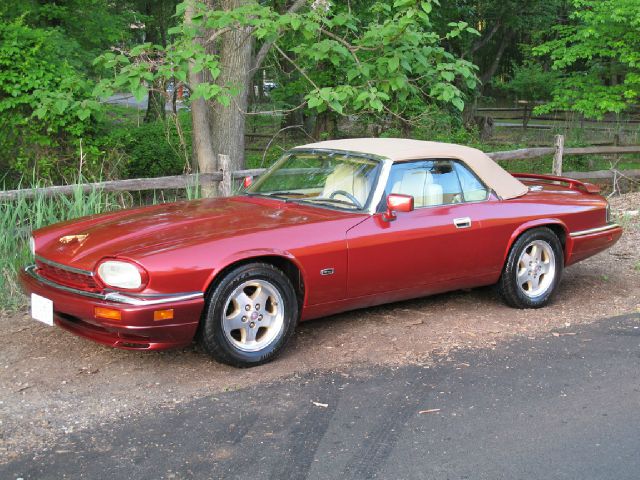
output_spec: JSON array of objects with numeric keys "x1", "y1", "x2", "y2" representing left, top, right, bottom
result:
[{"x1": 34, "y1": 196, "x2": 360, "y2": 271}]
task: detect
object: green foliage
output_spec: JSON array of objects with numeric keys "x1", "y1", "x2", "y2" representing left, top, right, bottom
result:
[
  {"x1": 100, "y1": 115, "x2": 192, "y2": 178},
  {"x1": 0, "y1": 20, "x2": 101, "y2": 181},
  {"x1": 98, "y1": 0, "x2": 478, "y2": 127},
  {"x1": 498, "y1": 63, "x2": 559, "y2": 101},
  {"x1": 290, "y1": 0, "x2": 479, "y2": 118},
  {"x1": 381, "y1": 105, "x2": 481, "y2": 145},
  {"x1": 0, "y1": 0, "x2": 135, "y2": 65},
  {"x1": 533, "y1": 0, "x2": 640, "y2": 118},
  {"x1": 430, "y1": 0, "x2": 566, "y2": 87}
]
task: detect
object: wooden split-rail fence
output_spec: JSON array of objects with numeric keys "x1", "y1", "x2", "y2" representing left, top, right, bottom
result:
[{"x1": 1, "y1": 136, "x2": 639, "y2": 201}]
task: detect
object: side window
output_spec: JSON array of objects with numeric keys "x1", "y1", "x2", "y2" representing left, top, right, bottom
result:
[
  {"x1": 453, "y1": 162, "x2": 488, "y2": 202},
  {"x1": 385, "y1": 160, "x2": 463, "y2": 208},
  {"x1": 430, "y1": 160, "x2": 463, "y2": 205}
]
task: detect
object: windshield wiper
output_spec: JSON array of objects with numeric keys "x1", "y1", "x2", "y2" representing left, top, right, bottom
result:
[
  {"x1": 243, "y1": 192, "x2": 304, "y2": 202},
  {"x1": 297, "y1": 197, "x2": 358, "y2": 209},
  {"x1": 265, "y1": 191, "x2": 306, "y2": 197}
]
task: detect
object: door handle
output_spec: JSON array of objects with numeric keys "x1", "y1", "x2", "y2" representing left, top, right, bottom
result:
[{"x1": 453, "y1": 217, "x2": 472, "y2": 229}]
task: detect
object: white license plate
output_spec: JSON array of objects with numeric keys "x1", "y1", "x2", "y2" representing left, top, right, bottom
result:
[{"x1": 31, "y1": 293, "x2": 54, "y2": 326}]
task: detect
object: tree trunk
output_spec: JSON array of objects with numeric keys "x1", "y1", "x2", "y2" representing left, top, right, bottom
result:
[
  {"x1": 141, "y1": 0, "x2": 170, "y2": 123},
  {"x1": 209, "y1": 0, "x2": 253, "y2": 173},
  {"x1": 185, "y1": 0, "x2": 217, "y2": 193},
  {"x1": 311, "y1": 112, "x2": 330, "y2": 140},
  {"x1": 144, "y1": 81, "x2": 166, "y2": 123},
  {"x1": 479, "y1": 31, "x2": 514, "y2": 89}
]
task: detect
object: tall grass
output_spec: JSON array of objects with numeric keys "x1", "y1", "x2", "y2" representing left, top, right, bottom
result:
[
  {"x1": 0, "y1": 182, "x2": 202, "y2": 311},
  {"x1": 0, "y1": 185, "x2": 120, "y2": 310}
]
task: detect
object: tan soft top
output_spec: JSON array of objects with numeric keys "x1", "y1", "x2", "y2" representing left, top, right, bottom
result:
[{"x1": 294, "y1": 138, "x2": 527, "y2": 200}]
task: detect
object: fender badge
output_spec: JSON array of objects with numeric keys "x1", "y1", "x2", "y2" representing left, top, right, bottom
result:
[
  {"x1": 59, "y1": 234, "x2": 88, "y2": 244},
  {"x1": 320, "y1": 268, "x2": 335, "y2": 276}
]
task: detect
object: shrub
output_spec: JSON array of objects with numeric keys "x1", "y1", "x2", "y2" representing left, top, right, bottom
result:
[
  {"x1": 97, "y1": 114, "x2": 192, "y2": 179},
  {"x1": 0, "y1": 20, "x2": 100, "y2": 183}
]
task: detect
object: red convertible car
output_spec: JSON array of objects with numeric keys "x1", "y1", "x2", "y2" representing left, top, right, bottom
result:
[{"x1": 21, "y1": 138, "x2": 622, "y2": 367}]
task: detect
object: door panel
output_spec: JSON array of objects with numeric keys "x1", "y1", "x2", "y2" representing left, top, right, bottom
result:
[{"x1": 346, "y1": 200, "x2": 507, "y2": 298}]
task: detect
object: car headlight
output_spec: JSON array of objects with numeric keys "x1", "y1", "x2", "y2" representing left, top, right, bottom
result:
[
  {"x1": 96, "y1": 260, "x2": 147, "y2": 290},
  {"x1": 29, "y1": 236, "x2": 36, "y2": 256}
]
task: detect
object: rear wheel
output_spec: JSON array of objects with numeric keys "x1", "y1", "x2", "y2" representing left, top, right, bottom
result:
[
  {"x1": 498, "y1": 227, "x2": 563, "y2": 308},
  {"x1": 200, "y1": 263, "x2": 298, "y2": 367}
]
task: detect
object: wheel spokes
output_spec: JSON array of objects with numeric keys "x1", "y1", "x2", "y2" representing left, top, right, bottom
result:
[
  {"x1": 235, "y1": 291, "x2": 252, "y2": 310},
  {"x1": 530, "y1": 244, "x2": 541, "y2": 262},
  {"x1": 517, "y1": 267, "x2": 529, "y2": 284},
  {"x1": 530, "y1": 275, "x2": 541, "y2": 291},
  {"x1": 222, "y1": 279, "x2": 285, "y2": 352},
  {"x1": 516, "y1": 239, "x2": 556, "y2": 298},
  {"x1": 539, "y1": 261, "x2": 551, "y2": 274},
  {"x1": 241, "y1": 325, "x2": 258, "y2": 343},
  {"x1": 259, "y1": 311, "x2": 276, "y2": 328}
]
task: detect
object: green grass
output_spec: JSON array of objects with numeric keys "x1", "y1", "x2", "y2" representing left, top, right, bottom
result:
[
  {"x1": 0, "y1": 185, "x2": 118, "y2": 309},
  {"x1": 0, "y1": 181, "x2": 202, "y2": 311}
]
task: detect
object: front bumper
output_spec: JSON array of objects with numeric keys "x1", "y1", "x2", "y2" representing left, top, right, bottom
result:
[{"x1": 20, "y1": 266, "x2": 205, "y2": 350}]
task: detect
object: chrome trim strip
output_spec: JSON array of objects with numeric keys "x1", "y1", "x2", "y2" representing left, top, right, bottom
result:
[
  {"x1": 35, "y1": 255, "x2": 94, "y2": 276},
  {"x1": 25, "y1": 265, "x2": 203, "y2": 306},
  {"x1": 570, "y1": 223, "x2": 620, "y2": 238},
  {"x1": 103, "y1": 291, "x2": 204, "y2": 306}
]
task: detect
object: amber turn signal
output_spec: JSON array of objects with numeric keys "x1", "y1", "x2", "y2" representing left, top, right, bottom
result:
[
  {"x1": 153, "y1": 309, "x2": 174, "y2": 321},
  {"x1": 94, "y1": 307, "x2": 122, "y2": 321}
]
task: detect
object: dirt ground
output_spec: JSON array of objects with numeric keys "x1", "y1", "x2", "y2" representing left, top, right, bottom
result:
[{"x1": 1, "y1": 193, "x2": 639, "y2": 463}]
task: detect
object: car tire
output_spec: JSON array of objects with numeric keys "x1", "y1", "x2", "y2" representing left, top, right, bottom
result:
[
  {"x1": 498, "y1": 227, "x2": 564, "y2": 309},
  {"x1": 200, "y1": 262, "x2": 298, "y2": 367}
]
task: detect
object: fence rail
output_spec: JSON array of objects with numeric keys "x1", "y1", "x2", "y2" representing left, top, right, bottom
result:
[
  {"x1": 2, "y1": 138, "x2": 639, "y2": 201},
  {"x1": 477, "y1": 106, "x2": 640, "y2": 124}
]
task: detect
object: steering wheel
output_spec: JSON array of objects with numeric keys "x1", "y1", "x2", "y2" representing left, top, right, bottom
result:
[{"x1": 329, "y1": 190, "x2": 363, "y2": 209}]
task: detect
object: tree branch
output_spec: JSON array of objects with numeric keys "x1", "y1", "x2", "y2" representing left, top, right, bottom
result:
[
  {"x1": 260, "y1": 124, "x2": 315, "y2": 167},
  {"x1": 319, "y1": 27, "x2": 362, "y2": 65},
  {"x1": 469, "y1": 21, "x2": 501, "y2": 57},
  {"x1": 480, "y1": 30, "x2": 513, "y2": 86},
  {"x1": 204, "y1": 26, "x2": 232, "y2": 45},
  {"x1": 252, "y1": 0, "x2": 308, "y2": 71},
  {"x1": 273, "y1": 42, "x2": 319, "y2": 90}
]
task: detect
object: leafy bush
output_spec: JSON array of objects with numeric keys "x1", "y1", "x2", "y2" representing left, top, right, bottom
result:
[
  {"x1": 97, "y1": 114, "x2": 192, "y2": 179},
  {"x1": 497, "y1": 63, "x2": 559, "y2": 102},
  {"x1": 0, "y1": 20, "x2": 100, "y2": 183},
  {"x1": 381, "y1": 105, "x2": 481, "y2": 147}
]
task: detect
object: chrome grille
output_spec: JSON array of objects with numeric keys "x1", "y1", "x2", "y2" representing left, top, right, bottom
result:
[{"x1": 35, "y1": 258, "x2": 101, "y2": 292}]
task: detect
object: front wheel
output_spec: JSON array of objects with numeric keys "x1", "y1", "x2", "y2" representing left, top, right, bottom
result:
[
  {"x1": 200, "y1": 263, "x2": 298, "y2": 367},
  {"x1": 498, "y1": 227, "x2": 564, "y2": 308}
]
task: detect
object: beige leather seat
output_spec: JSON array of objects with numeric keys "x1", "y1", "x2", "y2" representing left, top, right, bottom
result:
[
  {"x1": 391, "y1": 170, "x2": 443, "y2": 207},
  {"x1": 322, "y1": 163, "x2": 370, "y2": 205}
]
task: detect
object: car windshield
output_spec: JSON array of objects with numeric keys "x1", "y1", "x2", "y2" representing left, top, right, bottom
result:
[{"x1": 245, "y1": 151, "x2": 381, "y2": 211}]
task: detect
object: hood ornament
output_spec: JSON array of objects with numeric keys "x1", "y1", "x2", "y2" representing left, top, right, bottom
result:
[{"x1": 59, "y1": 234, "x2": 88, "y2": 244}]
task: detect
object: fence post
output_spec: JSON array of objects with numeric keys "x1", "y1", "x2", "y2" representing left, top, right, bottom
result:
[
  {"x1": 218, "y1": 154, "x2": 232, "y2": 197},
  {"x1": 552, "y1": 134, "x2": 564, "y2": 176}
]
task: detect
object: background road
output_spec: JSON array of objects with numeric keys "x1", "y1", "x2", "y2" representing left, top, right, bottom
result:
[{"x1": 3, "y1": 312, "x2": 639, "y2": 480}]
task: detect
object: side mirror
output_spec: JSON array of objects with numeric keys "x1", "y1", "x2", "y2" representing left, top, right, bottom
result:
[
  {"x1": 242, "y1": 176, "x2": 253, "y2": 189},
  {"x1": 383, "y1": 193, "x2": 414, "y2": 222}
]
